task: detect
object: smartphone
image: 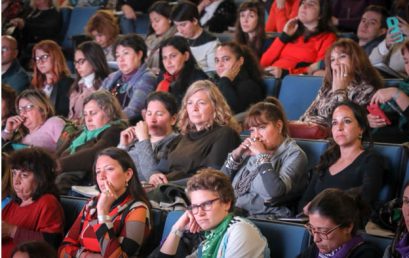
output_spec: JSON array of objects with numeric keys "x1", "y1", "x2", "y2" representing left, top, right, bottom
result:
[
  {"x1": 367, "y1": 103, "x2": 391, "y2": 125},
  {"x1": 386, "y1": 17, "x2": 404, "y2": 43}
]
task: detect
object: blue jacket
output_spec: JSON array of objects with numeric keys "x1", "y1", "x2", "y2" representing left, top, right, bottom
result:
[{"x1": 2, "y1": 60, "x2": 30, "y2": 93}]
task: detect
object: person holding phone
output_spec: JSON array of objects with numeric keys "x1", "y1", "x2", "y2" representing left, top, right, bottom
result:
[{"x1": 158, "y1": 168, "x2": 270, "y2": 258}]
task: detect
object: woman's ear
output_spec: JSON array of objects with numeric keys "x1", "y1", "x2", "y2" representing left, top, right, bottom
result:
[
  {"x1": 276, "y1": 120, "x2": 283, "y2": 134},
  {"x1": 183, "y1": 51, "x2": 190, "y2": 62},
  {"x1": 125, "y1": 168, "x2": 134, "y2": 182},
  {"x1": 237, "y1": 56, "x2": 244, "y2": 66},
  {"x1": 170, "y1": 115, "x2": 177, "y2": 126}
]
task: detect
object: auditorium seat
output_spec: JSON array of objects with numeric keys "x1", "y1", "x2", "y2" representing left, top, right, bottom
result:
[
  {"x1": 263, "y1": 76, "x2": 280, "y2": 97},
  {"x1": 60, "y1": 195, "x2": 88, "y2": 234},
  {"x1": 361, "y1": 232, "x2": 393, "y2": 254},
  {"x1": 161, "y1": 210, "x2": 185, "y2": 242},
  {"x1": 295, "y1": 139, "x2": 329, "y2": 172}
]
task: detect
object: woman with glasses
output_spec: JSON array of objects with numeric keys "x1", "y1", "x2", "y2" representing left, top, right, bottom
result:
[
  {"x1": 1, "y1": 89, "x2": 65, "y2": 153},
  {"x1": 159, "y1": 168, "x2": 270, "y2": 257},
  {"x1": 297, "y1": 188, "x2": 382, "y2": 258},
  {"x1": 68, "y1": 41, "x2": 110, "y2": 123},
  {"x1": 31, "y1": 40, "x2": 73, "y2": 117}
]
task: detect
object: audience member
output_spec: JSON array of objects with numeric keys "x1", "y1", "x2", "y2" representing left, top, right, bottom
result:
[
  {"x1": 159, "y1": 168, "x2": 270, "y2": 257},
  {"x1": 157, "y1": 36, "x2": 208, "y2": 105},
  {"x1": 260, "y1": 0, "x2": 337, "y2": 78},
  {"x1": 56, "y1": 91, "x2": 128, "y2": 194},
  {"x1": 31, "y1": 40, "x2": 73, "y2": 117},
  {"x1": 297, "y1": 188, "x2": 382, "y2": 258},
  {"x1": 1, "y1": 36, "x2": 30, "y2": 93},
  {"x1": 170, "y1": 0, "x2": 219, "y2": 72},
  {"x1": 118, "y1": 92, "x2": 180, "y2": 181},
  {"x1": 85, "y1": 10, "x2": 119, "y2": 62},
  {"x1": 2, "y1": 148, "x2": 64, "y2": 258},
  {"x1": 69, "y1": 41, "x2": 110, "y2": 123},
  {"x1": 265, "y1": 0, "x2": 300, "y2": 33},
  {"x1": 357, "y1": 5, "x2": 388, "y2": 55},
  {"x1": 145, "y1": 1, "x2": 177, "y2": 75},
  {"x1": 2, "y1": 89, "x2": 65, "y2": 153},
  {"x1": 235, "y1": 0, "x2": 269, "y2": 59},
  {"x1": 214, "y1": 41, "x2": 265, "y2": 113},
  {"x1": 117, "y1": 0, "x2": 155, "y2": 34},
  {"x1": 222, "y1": 97, "x2": 307, "y2": 216},
  {"x1": 198, "y1": 0, "x2": 237, "y2": 33},
  {"x1": 59, "y1": 147, "x2": 152, "y2": 257},
  {"x1": 101, "y1": 34, "x2": 157, "y2": 123},
  {"x1": 300, "y1": 38, "x2": 383, "y2": 128},
  {"x1": 11, "y1": 240, "x2": 57, "y2": 258},
  {"x1": 2, "y1": 84, "x2": 17, "y2": 129},
  {"x1": 367, "y1": 39, "x2": 409, "y2": 143},
  {"x1": 2, "y1": 0, "x2": 24, "y2": 34},
  {"x1": 298, "y1": 101, "x2": 385, "y2": 214},
  {"x1": 149, "y1": 80, "x2": 241, "y2": 186}
]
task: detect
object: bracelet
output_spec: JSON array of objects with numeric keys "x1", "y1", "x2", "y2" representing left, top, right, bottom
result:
[
  {"x1": 256, "y1": 153, "x2": 272, "y2": 165},
  {"x1": 97, "y1": 215, "x2": 112, "y2": 224},
  {"x1": 392, "y1": 89, "x2": 401, "y2": 101}
]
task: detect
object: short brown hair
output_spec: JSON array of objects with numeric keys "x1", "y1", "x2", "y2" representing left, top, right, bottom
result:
[{"x1": 85, "y1": 10, "x2": 119, "y2": 46}]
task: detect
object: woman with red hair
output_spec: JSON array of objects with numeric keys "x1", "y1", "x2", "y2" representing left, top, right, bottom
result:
[{"x1": 31, "y1": 40, "x2": 73, "y2": 117}]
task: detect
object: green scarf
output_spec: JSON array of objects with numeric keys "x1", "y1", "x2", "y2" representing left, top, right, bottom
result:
[
  {"x1": 69, "y1": 123, "x2": 111, "y2": 154},
  {"x1": 201, "y1": 213, "x2": 233, "y2": 258}
]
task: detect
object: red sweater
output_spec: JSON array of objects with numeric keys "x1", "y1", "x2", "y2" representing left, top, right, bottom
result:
[
  {"x1": 265, "y1": 0, "x2": 300, "y2": 33},
  {"x1": 2, "y1": 194, "x2": 64, "y2": 258},
  {"x1": 260, "y1": 31, "x2": 337, "y2": 74}
]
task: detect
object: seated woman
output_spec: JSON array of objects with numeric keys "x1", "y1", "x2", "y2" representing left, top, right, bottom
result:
[
  {"x1": 11, "y1": 240, "x2": 57, "y2": 258},
  {"x1": 149, "y1": 80, "x2": 241, "y2": 186},
  {"x1": 85, "y1": 10, "x2": 119, "y2": 62},
  {"x1": 101, "y1": 34, "x2": 157, "y2": 123},
  {"x1": 368, "y1": 39, "x2": 409, "y2": 143},
  {"x1": 214, "y1": 42, "x2": 265, "y2": 114},
  {"x1": 118, "y1": 91, "x2": 180, "y2": 182},
  {"x1": 145, "y1": 1, "x2": 177, "y2": 75},
  {"x1": 297, "y1": 188, "x2": 382, "y2": 258},
  {"x1": 69, "y1": 41, "x2": 110, "y2": 123},
  {"x1": 156, "y1": 36, "x2": 208, "y2": 105},
  {"x1": 265, "y1": 0, "x2": 300, "y2": 33},
  {"x1": 159, "y1": 168, "x2": 270, "y2": 257},
  {"x1": 222, "y1": 97, "x2": 307, "y2": 216},
  {"x1": 260, "y1": 0, "x2": 337, "y2": 78},
  {"x1": 2, "y1": 148, "x2": 64, "y2": 258},
  {"x1": 235, "y1": 1, "x2": 269, "y2": 59},
  {"x1": 59, "y1": 147, "x2": 152, "y2": 257},
  {"x1": 300, "y1": 38, "x2": 383, "y2": 129},
  {"x1": 31, "y1": 40, "x2": 73, "y2": 117},
  {"x1": 198, "y1": 0, "x2": 237, "y2": 33},
  {"x1": 56, "y1": 91, "x2": 128, "y2": 194},
  {"x1": 2, "y1": 89, "x2": 65, "y2": 153},
  {"x1": 298, "y1": 101, "x2": 385, "y2": 214}
]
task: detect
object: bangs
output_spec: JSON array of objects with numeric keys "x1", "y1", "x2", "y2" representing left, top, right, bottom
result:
[{"x1": 245, "y1": 112, "x2": 268, "y2": 128}]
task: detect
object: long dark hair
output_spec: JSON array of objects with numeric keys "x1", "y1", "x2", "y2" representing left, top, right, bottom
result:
[
  {"x1": 315, "y1": 101, "x2": 372, "y2": 177},
  {"x1": 71, "y1": 41, "x2": 110, "y2": 94},
  {"x1": 234, "y1": 0, "x2": 266, "y2": 58},
  {"x1": 147, "y1": 1, "x2": 173, "y2": 36}
]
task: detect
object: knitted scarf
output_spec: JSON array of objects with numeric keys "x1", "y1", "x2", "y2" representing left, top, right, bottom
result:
[
  {"x1": 69, "y1": 123, "x2": 111, "y2": 154},
  {"x1": 201, "y1": 213, "x2": 233, "y2": 258}
]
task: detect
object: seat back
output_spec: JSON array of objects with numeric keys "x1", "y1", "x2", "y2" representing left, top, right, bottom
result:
[
  {"x1": 251, "y1": 219, "x2": 310, "y2": 258},
  {"x1": 361, "y1": 232, "x2": 393, "y2": 253},
  {"x1": 263, "y1": 76, "x2": 280, "y2": 97},
  {"x1": 295, "y1": 139, "x2": 329, "y2": 172},
  {"x1": 278, "y1": 75, "x2": 323, "y2": 120},
  {"x1": 60, "y1": 195, "x2": 88, "y2": 234},
  {"x1": 384, "y1": 79, "x2": 404, "y2": 87},
  {"x1": 401, "y1": 148, "x2": 409, "y2": 196},
  {"x1": 59, "y1": 7, "x2": 73, "y2": 42},
  {"x1": 161, "y1": 210, "x2": 185, "y2": 242}
]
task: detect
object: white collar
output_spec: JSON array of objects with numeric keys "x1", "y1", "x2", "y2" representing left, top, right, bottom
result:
[{"x1": 79, "y1": 73, "x2": 95, "y2": 88}]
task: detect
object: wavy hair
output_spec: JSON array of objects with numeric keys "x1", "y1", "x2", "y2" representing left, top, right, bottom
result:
[
  {"x1": 16, "y1": 89, "x2": 55, "y2": 121},
  {"x1": 85, "y1": 10, "x2": 119, "y2": 46}
]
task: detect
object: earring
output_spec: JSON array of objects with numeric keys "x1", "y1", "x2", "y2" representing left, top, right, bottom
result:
[
  {"x1": 125, "y1": 181, "x2": 129, "y2": 187},
  {"x1": 358, "y1": 134, "x2": 362, "y2": 140}
]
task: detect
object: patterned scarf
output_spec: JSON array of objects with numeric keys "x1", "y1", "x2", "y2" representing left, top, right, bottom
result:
[
  {"x1": 318, "y1": 235, "x2": 364, "y2": 258},
  {"x1": 202, "y1": 213, "x2": 233, "y2": 258},
  {"x1": 234, "y1": 156, "x2": 260, "y2": 196}
]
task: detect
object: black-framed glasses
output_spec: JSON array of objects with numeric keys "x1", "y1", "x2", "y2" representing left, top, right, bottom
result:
[
  {"x1": 17, "y1": 104, "x2": 35, "y2": 114},
  {"x1": 187, "y1": 198, "x2": 220, "y2": 215},
  {"x1": 304, "y1": 223, "x2": 341, "y2": 240},
  {"x1": 73, "y1": 58, "x2": 87, "y2": 66},
  {"x1": 33, "y1": 54, "x2": 49, "y2": 64}
]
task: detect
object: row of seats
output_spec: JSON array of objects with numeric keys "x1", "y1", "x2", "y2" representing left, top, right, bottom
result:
[{"x1": 263, "y1": 75, "x2": 404, "y2": 120}]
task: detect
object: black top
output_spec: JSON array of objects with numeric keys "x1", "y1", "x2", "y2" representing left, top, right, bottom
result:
[
  {"x1": 50, "y1": 74, "x2": 73, "y2": 117},
  {"x1": 200, "y1": 0, "x2": 236, "y2": 33},
  {"x1": 297, "y1": 241, "x2": 382, "y2": 258},
  {"x1": 22, "y1": 7, "x2": 61, "y2": 45}
]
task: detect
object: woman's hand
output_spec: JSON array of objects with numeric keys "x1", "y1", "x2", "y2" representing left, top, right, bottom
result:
[
  {"x1": 367, "y1": 113, "x2": 387, "y2": 128},
  {"x1": 5, "y1": 115, "x2": 25, "y2": 132},
  {"x1": 9, "y1": 18, "x2": 24, "y2": 29},
  {"x1": 303, "y1": 202, "x2": 311, "y2": 215},
  {"x1": 221, "y1": 60, "x2": 242, "y2": 81},
  {"x1": 371, "y1": 87, "x2": 399, "y2": 104},
  {"x1": 398, "y1": 16, "x2": 409, "y2": 37},
  {"x1": 265, "y1": 66, "x2": 283, "y2": 78},
  {"x1": 231, "y1": 138, "x2": 252, "y2": 161},
  {"x1": 385, "y1": 27, "x2": 403, "y2": 49},
  {"x1": 149, "y1": 173, "x2": 168, "y2": 187},
  {"x1": 283, "y1": 18, "x2": 299, "y2": 36},
  {"x1": 198, "y1": 0, "x2": 212, "y2": 13},
  {"x1": 246, "y1": 137, "x2": 268, "y2": 156},
  {"x1": 2, "y1": 221, "x2": 17, "y2": 238},
  {"x1": 332, "y1": 63, "x2": 350, "y2": 91},
  {"x1": 173, "y1": 210, "x2": 201, "y2": 234},
  {"x1": 96, "y1": 181, "x2": 117, "y2": 216},
  {"x1": 122, "y1": 4, "x2": 136, "y2": 20},
  {"x1": 119, "y1": 127, "x2": 137, "y2": 147},
  {"x1": 134, "y1": 121, "x2": 149, "y2": 141}
]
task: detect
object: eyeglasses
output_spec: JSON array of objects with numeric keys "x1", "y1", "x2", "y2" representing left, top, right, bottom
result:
[
  {"x1": 187, "y1": 197, "x2": 220, "y2": 215},
  {"x1": 73, "y1": 58, "x2": 87, "y2": 66},
  {"x1": 17, "y1": 104, "x2": 35, "y2": 114},
  {"x1": 304, "y1": 223, "x2": 342, "y2": 240},
  {"x1": 33, "y1": 54, "x2": 49, "y2": 64}
]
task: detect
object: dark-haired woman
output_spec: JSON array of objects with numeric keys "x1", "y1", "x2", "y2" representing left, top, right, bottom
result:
[
  {"x1": 69, "y1": 41, "x2": 110, "y2": 123},
  {"x1": 156, "y1": 36, "x2": 208, "y2": 105},
  {"x1": 145, "y1": 1, "x2": 177, "y2": 75},
  {"x1": 298, "y1": 102, "x2": 385, "y2": 215},
  {"x1": 214, "y1": 42, "x2": 265, "y2": 114},
  {"x1": 59, "y1": 147, "x2": 152, "y2": 257},
  {"x1": 2, "y1": 148, "x2": 64, "y2": 258},
  {"x1": 260, "y1": 0, "x2": 337, "y2": 78}
]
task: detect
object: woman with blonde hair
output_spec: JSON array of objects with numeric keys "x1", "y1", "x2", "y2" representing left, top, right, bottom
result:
[
  {"x1": 149, "y1": 80, "x2": 241, "y2": 186},
  {"x1": 31, "y1": 40, "x2": 73, "y2": 117}
]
